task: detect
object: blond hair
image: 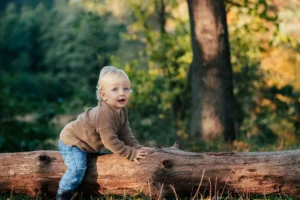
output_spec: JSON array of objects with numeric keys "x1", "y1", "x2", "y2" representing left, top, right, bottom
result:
[{"x1": 96, "y1": 66, "x2": 130, "y2": 101}]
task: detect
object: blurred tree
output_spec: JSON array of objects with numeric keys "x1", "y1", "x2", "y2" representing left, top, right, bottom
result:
[
  {"x1": 39, "y1": 2, "x2": 124, "y2": 108},
  {"x1": 0, "y1": 4, "x2": 59, "y2": 152},
  {"x1": 187, "y1": 0, "x2": 235, "y2": 143},
  {"x1": 0, "y1": 2, "x2": 123, "y2": 152},
  {"x1": 101, "y1": 0, "x2": 300, "y2": 151},
  {"x1": 0, "y1": 0, "x2": 54, "y2": 11},
  {"x1": 113, "y1": 0, "x2": 192, "y2": 146},
  {"x1": 1, "y1": 0, "x2": 299, "y2": 153},
  {"x1": 227, "y1": 0, "x2": 300, "y2": 150}
]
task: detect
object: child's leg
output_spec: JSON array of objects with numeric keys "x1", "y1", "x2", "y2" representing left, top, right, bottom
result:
[{"x1": 57, "y1": 140, "x2": 87, "y2": 198}]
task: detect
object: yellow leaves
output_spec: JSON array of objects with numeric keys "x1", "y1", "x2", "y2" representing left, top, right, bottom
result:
[
  {"x1": 148, "y1": 68, "x2": 160, "y2": 76},
  {"x1": 124, "y1": 63, "x2": 132, "y2": 74},
  {"x1": 276, "y1": 93, "x2": 292, "y2": 103},
  {"x1": 177, "y1": 129, "x2": 188, "y2": 140},
  {"x1": 158, "y1": 114, "x2": 165, "y2": 119},
  {"x1": 165, "y1": 2, "x2": 189, "y2": 32},
  {"x1": 226, "y1": 8, "x2": 238, "y2": 24},
  {"x1": 270, "y1": 119, "x2": 297, "y2": 148},
  {"x1": 261, "y1": 47, "x2": 300, "y2": 91},
  {"x1": 232, "y1": 140, "x2": 249, "y2": 152},
  {"x1": 160, "y1": 97, "x2": 172, "y2": 110},
  {"x1": 177, "y1": 51, "x2": 192, "y2": 65},
  {"x1": 257, "y1": 98, "x2": 276, "y2": 110}
]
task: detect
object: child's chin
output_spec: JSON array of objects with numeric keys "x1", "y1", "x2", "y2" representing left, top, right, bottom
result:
[{"x1": 117, "y1": 103, "x2": 127, "y2": 107}]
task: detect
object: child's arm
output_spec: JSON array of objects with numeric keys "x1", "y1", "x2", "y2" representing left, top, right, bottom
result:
[
  {"x1": 101, "y1": 127, "x2": 148, "y2": 164},
  {"x1": 96, "y1": 107, "x2": 147, "y2": 162},
  {"x1": 100, "y1": 125, "x2": 138, "y2": 161}
]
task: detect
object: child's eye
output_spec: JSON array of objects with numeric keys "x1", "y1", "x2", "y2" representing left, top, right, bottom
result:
[
  {"x1": 124, "y1": 88, "x2": 130, "y2": 91},
  {"x1": 112, "y1": 88, "x2": 118, "y2": 92}
]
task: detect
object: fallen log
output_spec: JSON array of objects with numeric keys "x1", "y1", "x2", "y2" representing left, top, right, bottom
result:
[{"x1": 1, "y1": 146, "x2": 300, "y2": 199}]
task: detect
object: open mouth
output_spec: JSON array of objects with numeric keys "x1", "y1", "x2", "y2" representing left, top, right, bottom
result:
[{"x1": 118, "y1": 99, "x2": 125, "y2": 102}]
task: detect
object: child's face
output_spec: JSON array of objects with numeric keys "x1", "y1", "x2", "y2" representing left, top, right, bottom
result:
[{"x1": 100, "y1": 74, "x2": 131, "y2": 112}]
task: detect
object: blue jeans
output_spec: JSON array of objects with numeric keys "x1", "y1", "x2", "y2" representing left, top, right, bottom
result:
[{"x1": 57, "y1": 140, "x2": 88, "y2": 194}]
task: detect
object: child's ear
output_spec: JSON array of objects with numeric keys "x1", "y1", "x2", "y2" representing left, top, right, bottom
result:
[{"x1": 100, "y1": 91, "x2": 107, "y2": 101}]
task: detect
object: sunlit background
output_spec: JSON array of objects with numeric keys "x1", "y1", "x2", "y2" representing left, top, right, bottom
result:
[{"x1": 0, "y1": 0, "x2": 299, "y2": 153}]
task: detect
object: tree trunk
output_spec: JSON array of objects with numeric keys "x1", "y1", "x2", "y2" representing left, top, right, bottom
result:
[
  {"x1": 187, "y1": 0, "x2": 235, "y2": 142},
  {"x1": 1, "y1": 148, "x2": 300, "y2": 199}
]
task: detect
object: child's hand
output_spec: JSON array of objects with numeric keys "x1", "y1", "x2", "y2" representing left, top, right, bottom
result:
[{"x1": 133, "y1": 149, "x2": 147, "y2": 165}]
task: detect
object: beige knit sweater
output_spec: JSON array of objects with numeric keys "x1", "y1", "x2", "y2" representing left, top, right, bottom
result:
[{"x1": 59, "y1": 101, "x2": 142, "y2": 160}]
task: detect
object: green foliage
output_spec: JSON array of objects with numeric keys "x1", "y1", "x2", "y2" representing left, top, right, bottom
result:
[
  {"x1": 228, "y1": 0, "x2": 300, "y2": 151},
  {"x1": 0, "y1": 2, "x2": 123, "y2": 152},
  {"x1": 111, "y1": 0, "x2": 192, "y2": 147},
  {"x1": 117, "y1": 0, "x2": 300, "y2": 151},
  {"x1": 0, "y1": 0, "x2": 299, "y2": 153}
]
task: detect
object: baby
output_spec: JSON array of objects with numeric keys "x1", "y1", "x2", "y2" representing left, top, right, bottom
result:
[{"x1": 56, "y1": 66, "x2": 147, "y2": 200}]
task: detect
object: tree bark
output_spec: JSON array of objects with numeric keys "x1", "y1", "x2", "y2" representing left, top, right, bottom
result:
[
  {"x1": 1, "y1": 148, "x2": 300, "y2": 199},
  {"x1": 187, "y1": 0, "x2": 235, "y2": 142}
]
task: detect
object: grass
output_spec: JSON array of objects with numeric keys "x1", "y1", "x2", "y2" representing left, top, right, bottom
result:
[{"x1": 0, "y1": 193, "x2": 298, "y2": 200}]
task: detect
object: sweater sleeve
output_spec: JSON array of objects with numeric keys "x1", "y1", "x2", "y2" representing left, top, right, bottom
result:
[
  {"x1": 100, "y1": 126, "x2": 137, "y2": 160},
  {"x1": 96, "y1": 107, "x2": 137, "y2": 161}
]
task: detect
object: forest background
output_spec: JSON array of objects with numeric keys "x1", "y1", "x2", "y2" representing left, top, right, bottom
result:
[{"x1": 0, "y1": 0, "x2": 299, "y2": 154}]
